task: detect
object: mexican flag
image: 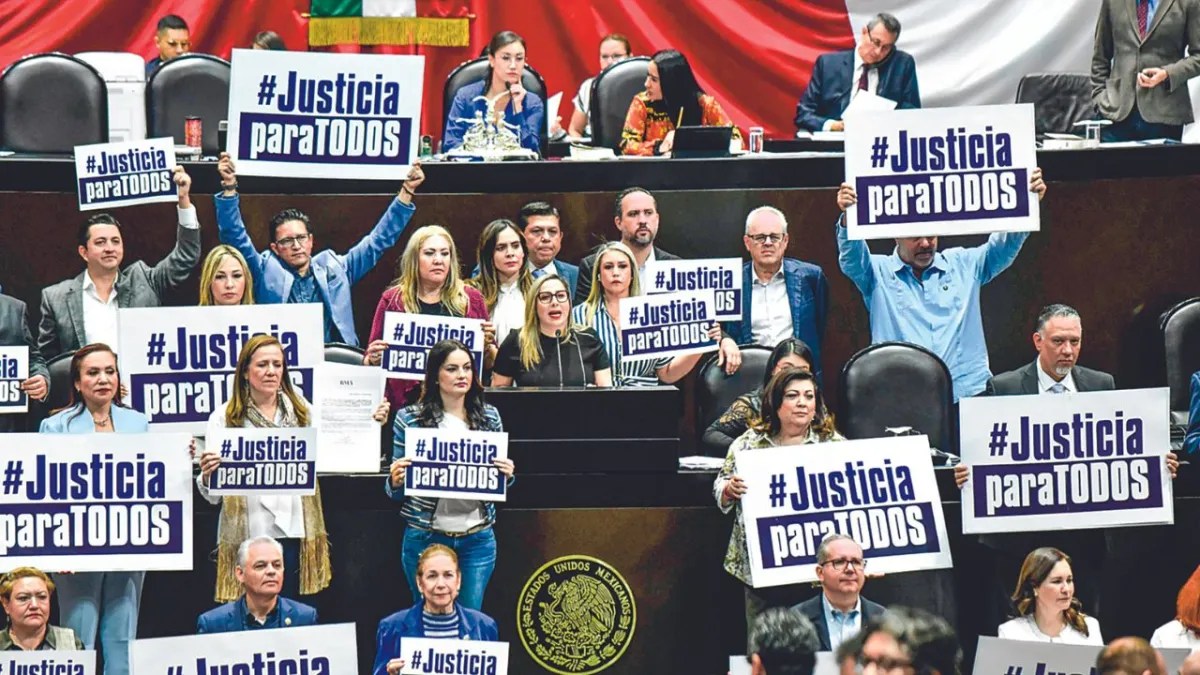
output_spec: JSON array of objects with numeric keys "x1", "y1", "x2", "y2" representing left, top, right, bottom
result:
[{"x1": 309, "y1": 0, "x2": 469, "y2": 47}]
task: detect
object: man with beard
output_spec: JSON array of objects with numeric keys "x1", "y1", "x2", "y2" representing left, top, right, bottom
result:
[{"x1": 196, "y1": 536, "x2": 317, "y2": 633}]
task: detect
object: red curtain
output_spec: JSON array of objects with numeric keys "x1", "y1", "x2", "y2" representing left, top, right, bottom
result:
[{"x1": 0, "y1": 0, "x2": 855, "y2": 140}]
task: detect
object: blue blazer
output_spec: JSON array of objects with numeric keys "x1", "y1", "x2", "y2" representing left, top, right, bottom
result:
[
  {"x1": 443, "y1": 80, "x2": 544, "y2": 153},
  {"x1": 794, "y1": 49, "x2": 921, "y2": 131},
  {"x1": 1184, "y1": 371, "x2": 1200, "y2": 456},
  {"x1": 196, "y1": 596, "x2": 318, "y2": 633},
  {"x1": 373, "y1": 601, "x2": 499, "y2": 675},
  {"x1": 723, "y1": 259, "x2": 829, "y2": 373},
  {"x1": 215, "y1": 193, "x2": 415, "y2": 347},
  {"x1": 39, "y1": 405, "x2": 149, "y2": 433}
]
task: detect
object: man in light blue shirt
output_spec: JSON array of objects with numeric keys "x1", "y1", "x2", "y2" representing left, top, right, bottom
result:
[
  {"x1": 834, "y1": 169, "x2": 1047, "y2": 400},
  {"x1": 794, "y1": 534, "x2": 886, "y2": 653}
]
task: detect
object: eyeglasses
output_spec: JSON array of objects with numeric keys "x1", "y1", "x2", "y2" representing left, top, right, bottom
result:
[
  {"x1": 820, "y1": 558, "x2": 867, "y2": 571},
  {"x1": 536, "y1": 291, "x2": 570, "y2": 305},
  {"x1": 858, "y1": 655, "x2": 913, "y2": 673},
  {"x1": 276, "y1": 234, "x2": 310, "y2": 249},
  {"x1": 748, "y1": 233, "x2": 785, "y2": 245}
]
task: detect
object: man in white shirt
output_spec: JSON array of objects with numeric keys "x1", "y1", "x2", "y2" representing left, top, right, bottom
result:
[
  {"x1": 794, "y1": 534, "x2": 886, "y2": 652},
  {"x1": 38, "y1": 167, "x2": 201, "y2": 360}
]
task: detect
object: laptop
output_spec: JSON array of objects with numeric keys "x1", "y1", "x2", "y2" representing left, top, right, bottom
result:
[{"x1": 671, "y1": 125, "x2": 734, "y2": 158}]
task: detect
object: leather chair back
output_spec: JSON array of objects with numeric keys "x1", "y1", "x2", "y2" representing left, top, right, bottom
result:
[
  {"x1": 146, "y1": 54, "x2": 231, "y2": 154},
  {"x1": 696, "y1": 345, "x2": 772, "y2": 455},
  {"x1": 47, "y1": 351, "x2": 76, "y2": 413},
  {"x1": 0, "y1": 53, "x2": 107, "y2": 152},
  {"x1": 839, "y1": 342, "x2": 955, "y2": 453},
  {"x1": 1161, "y1": 298, "x2": 1200, "y2": 424},
  {"x1": 442, "y1": 57, "x2": 548, "y2": 149},
  {"x1": 590, "y1": 56, "x2": 650, "y2": 151},
  {"x1": 324, "y1": 342, "x2": 366, "y2": 366},
  {"x1": 1014, "y1": 73, "x2": 1096, "y2": 135}
]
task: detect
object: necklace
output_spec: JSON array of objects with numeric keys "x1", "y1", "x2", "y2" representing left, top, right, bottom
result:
[{"x1": 93, "y1": 414, "x2": 111, "y2": 427}]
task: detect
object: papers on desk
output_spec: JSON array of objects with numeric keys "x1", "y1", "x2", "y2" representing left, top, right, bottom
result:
[
  {"x1": 795, "y1": 130, "x2": 845, "y2": 141},
  {"x1": 546, "y1": 91, "x2": 563, "y2": 129},
  {"x1": 679, "y1": 455, "x2": 725, "y2": 470},
  {"x1": 842, "y1": 89, "x2": 898, "y2": 121}
]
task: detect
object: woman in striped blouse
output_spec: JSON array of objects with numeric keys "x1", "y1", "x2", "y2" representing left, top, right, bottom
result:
[{"x1": 571, "y1": 241, "x2": 720, "y2": 386}]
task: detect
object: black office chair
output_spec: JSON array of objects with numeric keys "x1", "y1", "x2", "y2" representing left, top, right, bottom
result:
[
  {"x1": 441, "y1": 57, "x2": 548, "y2": 151},
  {"x1": 695, "y1": 345, "x2": 772, "y2": 456},
  {"x1": 1161, "y1": 298, "x2": 1200, "y2": 430},
  {"x1": 0, "y1": 53, "x2": 107, "y2": 153},
  {"x1": 46, "y1": 351, "x2": 75, "y2": 413},
  {"x1": 589, "y1": 56, "x2": 650, "y2": 151},
  {"x1": 324, "y1": 342, "x2": 366, "y2": 365},
  {"x1": 838, "y1": 342, "x2": 955, "y2": 454},
  {"x1": 1014, "y1": 73, "x2": 1096, "y2": 136},
  {"x1": 146, "y1": 54, "x2": 230, "y2": 154}
]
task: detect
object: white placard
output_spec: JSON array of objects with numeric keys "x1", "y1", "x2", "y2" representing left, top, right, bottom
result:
[
  {"x1": 132, "y1": 623, "x2": 358, "y2": 675},
  {"x1": 738, "y1": 435, "x2": 953, "y2": 587},
  {"x1": 730, "y1": 652, "x2": 837, "y2": 675},
  {"x1": 74, "y1": 137, "x2": 178, "y2": 211},
  {"x1": 619, "y1": 289, "x2": 720, "y2": 361},
  {"x1": 973, "y1": 637, "x2": 1191, "y2": 675},
  {"x1": 399, "y1": 637, "x2": 509, "y2": 675},
  {"x1": 0, "y1": 345, "x2": 29, "y2": 414},
  {"x1": 0, "y1": 433, "x2": 192, "y2": 572},
  {"x1": 642, "y1": 258, "x2": 743, "y2": 321},
  {"x1": 959, "y1": 388, "x2": 1173, "y2": 534},
  {"x1": 1, "y1": 650, "x2": 95, "y2": 675},
  {"x1": 118, "y1": 304, "x2": 324, "y2": 434},
  {"x1": 403, "y1": 428, "x2": 508, "y2": 502},
  {"x1": 380, "y1": 312, "x2": 485, "y2": 381},
  {"x1": 205, "y1": 427, "x2": 318, "y2": 496},
  {"x1": 227, "y1": 49, "x2": 424, "y2": 179},
  {"x1": 844, "y1": 103, "x2": 1039, "y2": 239},
  {"x1": 313, "y1": 362, "x2": 385, "y2": 473}
]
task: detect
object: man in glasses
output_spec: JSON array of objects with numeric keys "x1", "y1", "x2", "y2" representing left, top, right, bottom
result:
[
  {"x1": 858, "y1": 607, "x2": 960, "y2": 675},
  {"x1": 725, "y1": 206, "x2": 829, "y2": 375},
  {"x1": 214, "y1": 153, "x2": 424, "y2": 346},
  {"x1": 146, "y1": 14, "x2": 192, "y2": 78},
  {"x1": 794, "y1": 534, "x2": 885, "y2": 652},
  {"x1": 794, "y1": 13, "x2": 921, "y2": 133}
]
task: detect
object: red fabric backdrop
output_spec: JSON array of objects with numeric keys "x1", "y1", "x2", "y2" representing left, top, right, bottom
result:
[{"x1": 0, "y1": 0, "x2": 856, "y2": 139}]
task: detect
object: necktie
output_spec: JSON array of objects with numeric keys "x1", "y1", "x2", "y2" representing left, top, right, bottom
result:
[
  {"x1": 532, "y1": 268, "x2": 547, "y2": 279},
  {"x1": 1137, "y1": 0, "x2": 1149, "y2": 38},
  {"x1": 1049, "y1": 382, "x2": 1067, "y2": 394},
  {"x1": 858, "y1": 65, "x2": 869, "y2": 92}
]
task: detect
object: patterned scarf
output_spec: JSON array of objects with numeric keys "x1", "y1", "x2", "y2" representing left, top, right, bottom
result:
[{"x1": 214, "y1": 393, "x2": 331, "y2": 602}]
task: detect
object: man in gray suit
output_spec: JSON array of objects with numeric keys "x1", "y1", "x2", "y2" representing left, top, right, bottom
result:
[
  {"x1": 1092, "y1": 0, "x2": 1200, "y2": 141},
  {"x1": 793, "y1": 534, "x2": 886, "y2": 653},
  {"x1": 38, "y1": 167, "x2": 200, "y2": 360},
  {"x1": 0, "y1": 291, "x2": 48, "y2": 432}
]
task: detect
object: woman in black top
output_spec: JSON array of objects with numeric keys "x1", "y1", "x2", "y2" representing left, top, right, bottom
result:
[{"x1": 491, "y1": 275, "x2": 612, "y2": 387}]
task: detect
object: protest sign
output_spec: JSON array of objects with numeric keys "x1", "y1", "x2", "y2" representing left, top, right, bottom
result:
[
  {"x1": 619, "y1": 289, "x2": 719, "y2": 361},
  {"x1": 399, "y1": 637, "x2": 509, "y2": 675},
  {"x1": 844, "y1": 104, "x2": 1039, "y2": 239},
  {"x1": 74, "y1": 137, "x2": 178, "y2": 211},
  {"x1": 206, "y1": 427, "x2": 318, "y2": 496},
  {"x1": 738, "y1": 435, "x2": 952, "y2": 587},
  {"x1": 643, "y1": 258, "x2": 742, "y2": 321},
  {"x1": 0, "y1": 345, "x2": 29, "y2": 414},
  {"x1": 403, "y1": 428, "x2": 507, "y2": 502},
  {"x1": 118, "y1": 304, "x2": 323, "y2": 434},
  {"x1": 973, "y1": 637, "x2": 1190, "y2": 675},
  {"x1": 1, "y1": 650, "x2": 95, "y2": 675},
  {"x1": 227, "y1": 49, "x2": 423, "y2": 179},
  {"x1": 381, "y1": 312, "x2": 485, "y2": 381},
  {"x1": 0, "y1": 433, "x2": 192, "y2": 572},
  {"x1": 959, "y1": 388, "x2": 1173, "y2": 534},
  {"x1": 133, "y1": 623, "x2": 358, "y2": 675}
]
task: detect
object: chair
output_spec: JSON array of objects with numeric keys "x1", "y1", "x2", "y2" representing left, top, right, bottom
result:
[
  {"x1": 0, "y1": 53, "x2": 107, "y2": 152},
  {"x1": 1014, "y1": 73, "x2": 1096, "y2": 136},
  {"x1": 589, "y1": 56, "x2": 650, "y2": 152},
  {"x1": 695, "y1": 345, "x2": 772, "y2": 456},
  {"x1": 1161, "y1": 298, "x2": 1200, "y2": 427},
  {"x1": 146, "y1": 54, "x2": 230, "y2": 154},
  {"x1": 441, "y1": 57, "x2": 548, "y2": 151},
  {"x1": 324, "y1": 343, "x2": 366, "y2": 365},
  {"x1": 47, "y1": 351, "x2": 75, "y2": 413},
  {"x1": 838, "y1": 342, "x2": 955, "y2": 454}
]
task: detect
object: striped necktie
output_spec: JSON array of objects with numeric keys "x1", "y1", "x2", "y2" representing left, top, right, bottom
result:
[
  {"x1": 1049, "y1": 382, "x2": 1067, "y2": 394},
  {"x1": 1137, "y1": 0, "x2": 1149, "y2": 38}
]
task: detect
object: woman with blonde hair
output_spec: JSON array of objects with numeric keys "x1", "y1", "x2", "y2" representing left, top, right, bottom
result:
[
  {"x1": 198, "y1": 244, "x2": 255, "y2": 306},
  {"x1": 572, "y1": 241, "x2": 720, "y2": 387},
  {"x1": 198, "y1": 334, "x2": 389, "y2": 601},
  {"x1": 998, "y1": 547, "x2": 1102, "y2": 644},
  {"x1": 492, "y1": 274, "x2": 611, "y2": 387},
  {"x1": 0, "y1": 567, "x2": 83, "y2": 650},
  {"x1": 363, "y1": 225, "x2": 491, "y2": 409}
]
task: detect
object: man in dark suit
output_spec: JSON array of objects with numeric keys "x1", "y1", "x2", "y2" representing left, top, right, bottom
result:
[
  {"x1": 518, "y1": 201, "x2": 580, "y2": 298},
  {"x1": 725, "y1": 206, "x2": 828, "y2": 375},
  {"x1": 795, "y1": 13, "x2": 921, "y2": 132},
  {"x1": 1092, "y1": 0, "x2": 1200, "y2": 141},
  {"x1": 794, "y1": 534, "x2": 886, "y2": 652},
  {"x1": 0, "y1": 291, "x2": 48, "y2": 432},
  {"x1": 196, "y1": 536, "x2": 318, "y2": 633}
]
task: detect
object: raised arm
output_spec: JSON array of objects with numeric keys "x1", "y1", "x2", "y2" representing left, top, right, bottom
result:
[
  {"x1": 214, "y1": 153, "x2": 267, "y2": 285},
  {"x1": 340, "y1": 163, "x2": 424, "y2": 285},
  {"x1": 834, "y1": 184, "x2": 877, "y2": 297},
  {"x1": 144, "y1": 166, "x2": 201, "y2": 296}
]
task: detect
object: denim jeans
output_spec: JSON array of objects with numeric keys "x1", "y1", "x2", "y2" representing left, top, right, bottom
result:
[
  {"x1": 56, "y1": 571, "x2": 145, "y2": 675},
  {"x1": 401, "y1": 526, "x2": 496, "y2": 610}
]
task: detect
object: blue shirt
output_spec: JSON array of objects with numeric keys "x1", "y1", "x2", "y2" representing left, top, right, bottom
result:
[
  {"x1": 822, "y1": 594, "x2": 862, "y2": 654},
  {"x1": 285, "y1": 264, "x2": 338, "y2": 342},
  {"x1": 835, "y1": 217, "x2": 1029, "y2": 400},
  {"x1": 1144, "y1": 0, "x2": 1161, "y2": 26}
]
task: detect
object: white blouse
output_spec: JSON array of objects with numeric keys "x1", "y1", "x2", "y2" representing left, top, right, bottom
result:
[
  {"x1": 998, "y1": 615, "x2": 1103, "y2": 645},
  {"x1": 1150, "y1": 620, "x2": 1200, "y2": 650}
]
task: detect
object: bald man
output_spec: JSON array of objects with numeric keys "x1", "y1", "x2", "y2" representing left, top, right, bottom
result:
[{"x1": 1096, "y1": 637, "x2": 1166, "y2": 675}]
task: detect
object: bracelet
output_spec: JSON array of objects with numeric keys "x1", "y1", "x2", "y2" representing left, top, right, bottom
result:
[
  {"x1": 399, "y1": 185, "x2": 416, "y2": 199},
  {"x1": 222, "y1": 182, "x2": 238, "y2": 193}
]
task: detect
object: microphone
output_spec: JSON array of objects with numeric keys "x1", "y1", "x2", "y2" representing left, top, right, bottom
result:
[
  {"x1": 575, "y1": 333, "x2": 588, "y2": 387},
  {"x1": 554, "y1": 329, "x2": 564, "y2": 389}
]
